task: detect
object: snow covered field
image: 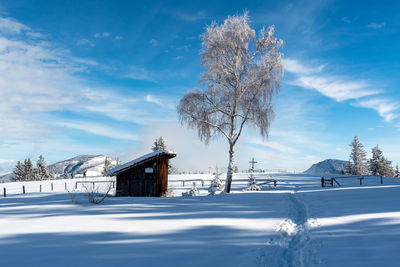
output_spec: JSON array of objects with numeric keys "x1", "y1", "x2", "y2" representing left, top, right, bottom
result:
[{"x1": 1, "y1": 173, "x2": 400, "y2": 266}]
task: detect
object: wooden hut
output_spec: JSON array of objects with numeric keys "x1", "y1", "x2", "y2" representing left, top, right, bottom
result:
[{"x1": 108, "y1": 150, "x2": 176, "y2": 197}]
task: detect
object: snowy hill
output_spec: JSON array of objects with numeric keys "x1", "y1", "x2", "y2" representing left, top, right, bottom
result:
[
  {"x1": 0, "y1": 155, "x2": 116, "y2": 182},
  {"x1": 47, "y1": 154, "x2": 116, "y2": 177},
  {"x1": 303, "y1": 159, "x2": 348, "y2": 175}
]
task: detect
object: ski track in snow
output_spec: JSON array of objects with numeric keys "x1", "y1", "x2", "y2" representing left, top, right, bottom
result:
[{"x1": 259, "y1": 184, "x2": 320, "y2": 267}]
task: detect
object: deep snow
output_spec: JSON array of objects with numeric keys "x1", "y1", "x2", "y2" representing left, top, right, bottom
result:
[{"x1": 1, "y1": 173, "x2": 400, "y2": 266}]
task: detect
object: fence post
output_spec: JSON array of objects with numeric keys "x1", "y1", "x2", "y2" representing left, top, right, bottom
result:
[
  {"x1": 380, "y1": 176, "x2": 383, "y2": 184},
  {"x1": 3, "y1": 188, "x2": 6, "y2": 197},
  {"x1": 183, "y1": 181, "x2": 185, "y2": 187},
  {"x1": 274, "y1": 180, "x2": 277, "y2": 187},
  {"x1": 75, "y1": 182, "x2": 78, "y2": 189},
  {"x1": 23, "y1": 185, "x2": 25, "y2": 194},
  {"x1": 51, "y1": 183, "x2": 53, "y2": 191},
  {"x1": 40, "y1": 184, "x2": 42, "y2": 192},
  {"x1": 321, "y1": 177, "x2": 325, "y2": 187},
  {"x1": 360, "y1": 177, "x2": 363, "y2": 185},
  {"x1": 65, "y1": 182, "x2": 67, "y2": 190}
]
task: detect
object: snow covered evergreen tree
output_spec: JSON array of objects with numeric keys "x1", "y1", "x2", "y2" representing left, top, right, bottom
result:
[
  {"x1": 369, "y1": 145, "x2": 394, "y2": 177},
  {"x1": 208, "y1": 168, "x2": 223, "y2": 195},
  {"x1": 36, "y1": 155, "x2": 50, "y2": 180},
  {"x1": 151, "y1": 137, "x2": 176, "y2": 174},
  {"x1": 395, "y1": 165, "x2": 400, "y2": 178},
  {"x1": 152, "y1": 136, "x2": 167, "y2": 151},
  {"x1": 177, "y1": 12, "x2": 283, "y2": 193},
  {"x1": 183, "y1": 182, "x2": 199, "y2": 197},
  {"x1": 347, "y1": 136, "x2": 368, "y2": 175},
  {"x1": 13, "y1": 161, "x2": 24, "y2": 181},
  {"x1": 24, "y1": 158, "x2": 34, "y2": 181},
  {"x1": 102, "y1": 157, "x2": 112, "y2": 176},
  {"x1": 246, "y1": 171, "x2": 261, "y2": 191}
]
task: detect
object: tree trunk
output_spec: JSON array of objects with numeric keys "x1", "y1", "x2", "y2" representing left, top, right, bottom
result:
[{"x1": 225, "y1": 142, "x2": 235, "y2": 193}]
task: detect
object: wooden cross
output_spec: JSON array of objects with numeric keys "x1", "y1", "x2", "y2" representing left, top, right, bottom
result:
[{"x1": 249, "y1": 158, "x2": 258, "y2": 170}]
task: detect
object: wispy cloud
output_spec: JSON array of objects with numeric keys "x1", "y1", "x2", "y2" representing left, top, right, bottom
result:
[
  {"x1": 57, "y1": 121, "x2": 140, "y2": 141},
  {"x1": 245, "y1": 137, "x2": 299, "y2": 154},
  {"x1": 0, "y1": 158, "x2": 16, "y2": 164},
  {"x1": 124, "y1": 66, "x2": 154, "y2": 81},
  {"x1": 341, "y1": 17, "x2": 351, "y2": 24},
  {"x1": 0, "y1": 17, "x2": 30, "y2": 33},
  {"x1": 114, "y1": 36, "x2": 123, "y2": 40},
  {"x1": 368, "y1": 22, "x2": 386, "y2": 29},
  {"x1": 145, "y1": 94, "x2": 163, "y2": 106},
  {"x1": 284, "y1": 58, "x2": 398, "y2": 123},
  {"x1": 283, "y1": 58, "x2": 325, "y2": 75},
  {"x1": 94, "y1": 32, "x2": 111, "y2": 38},
  {"x1": 168, "y1": 10, "x2": 208, "y2": 22},
  {"x1": 354, "y1": 98, "x2": 399, "y2": 122},
  {"x1": 76, "y1": 38, "x2": 95, "y2": 47},
  {"x1": 285, "y1": 58, "x2": 378, "y2": 101},
  {"x1": 149, "y1": 38, "x2": 159, "y2": 47}
]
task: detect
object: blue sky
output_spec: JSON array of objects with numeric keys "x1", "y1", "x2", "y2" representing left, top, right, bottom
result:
[{"x1": 0, "y1": 0, "x2": 399, "y2": 173}]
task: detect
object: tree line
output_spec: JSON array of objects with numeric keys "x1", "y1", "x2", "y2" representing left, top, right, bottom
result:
[
  {"x1": 13, "y1": 155, "x2": 53, "y2": 181},
  {"x1": 347, "y1": 136, "x2": 400, "y2": 177}
]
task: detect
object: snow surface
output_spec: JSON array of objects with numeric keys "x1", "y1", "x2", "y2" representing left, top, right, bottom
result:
[{"x1": 1, "y1": 173, "x2": 400, "y2": 266}]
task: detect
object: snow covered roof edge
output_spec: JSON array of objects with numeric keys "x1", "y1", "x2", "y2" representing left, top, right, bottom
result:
[{"x1": 108, "y1": 150, "x2": 177, "y2": 176}]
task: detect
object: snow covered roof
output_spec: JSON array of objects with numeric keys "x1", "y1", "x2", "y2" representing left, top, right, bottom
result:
[{"x1": 108, "y1": 150, "x2": 177, "y2": 176}]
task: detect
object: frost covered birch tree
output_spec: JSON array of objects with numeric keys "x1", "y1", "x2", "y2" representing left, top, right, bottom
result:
[{"x1": 177, "y1": 12, "x2": 283, "y2": 193}]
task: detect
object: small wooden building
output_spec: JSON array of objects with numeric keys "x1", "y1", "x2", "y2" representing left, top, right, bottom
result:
[{"x1": 108, "y1": 150, "x2": 176, "y2": 197}]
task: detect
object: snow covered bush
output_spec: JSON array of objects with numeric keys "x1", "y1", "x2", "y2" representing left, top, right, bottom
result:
[
  {"x1": 208, "y1": 172, "x2": 224, "y2": 195},
  {"x1": 245, "y1": 172, "x2": 260, "y2": 191},
  {"x1": 182, "y1": 182, "x2": 199, "y2": 197}
]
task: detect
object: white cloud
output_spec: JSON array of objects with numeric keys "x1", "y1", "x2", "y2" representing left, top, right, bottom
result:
[
  {"x1": 169, "y1": 10, "x2": 207, "y2": 22},
  {"x1": 285, "y1": 58, "x2": 380, "y2": 101},
  {"x1": 57, "y1": 121, "x2": 140, "y2": 141},
  {"x1": 341, "y1": 17, "x2": 351, "y2": 24},
  {"x1": 0, "y1": 17, "x2": 30, "y2": 34},
  {"x1": 355, "y1": 98, "x2": 399, "y2": 122},
  {"x1": 125, "y1": 66, "x2": 154, "y2": 81},
  {"x1": 114, "y1": 36, "x2": 123, "y2": 40},
  {"x1": 368, "y1": 22, "x2": 386, "y2": 29},
  {"x1": 0, "y1": 158, "x2": 16, "y2": 164},
  {"x1": 76, "y1": 38, "x2": 95, "y2": 47},
  {"x1": 245, "y1": 137, "x2": 299, "y2": 154},
  {"x1": 294, "y1": 75, "x2": 378, "y2": 101},
  {"x1": 145, "y1": 94, "x2": 163, "y2": 106},
  {"x1": 149, "y1": 39, "x2": 159, "y2": 47},
  {"x1": 283, "y1": 58, "x2": 325, "y2": 74},
  {"x1": 94, "y1": 32, "x2": 111, "y2": 38}
]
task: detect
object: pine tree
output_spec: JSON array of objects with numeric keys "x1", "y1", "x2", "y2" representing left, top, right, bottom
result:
[
  {"x1": 246, "y1": 170, "x2": 261, "y2": 191},
  {"x1": 348, "y1": 136, "x2": 368, "y2": 175},
  {"x1": 13, "y1": 161, "x2": 25, "y2": 181},
  {"x1": 208, "y1": 166, "x2": 223, "y2": 195},
  {"x1": 36, "y1": 155, "x2": 50, "y2": 180},
  {"x1": 102, "y1": 157, "x2": 112, "y2": 176},
  {"x1": 24, "y1": 158, "x2": 34, "y2": 181},
  {"x1": 152, "y1": 136, "x2": 167, "y2": 151},
  {"x1": 369, "y1": 145, "x2": 394, "y2": 177},
  {"x1": 395, "y1": 165, "x2": 400, "y2": 178}
]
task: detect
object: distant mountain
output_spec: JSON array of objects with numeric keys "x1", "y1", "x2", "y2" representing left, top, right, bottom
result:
[
  {"x1": 47, "y1": 154, "x2": 116, "y2": 177},
  {"x1": 304, "y1": 159, "x2": 348, "y2": 175},
  {"x1": 0, "y1": 154, "x2": 116, "y2": 182}
]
